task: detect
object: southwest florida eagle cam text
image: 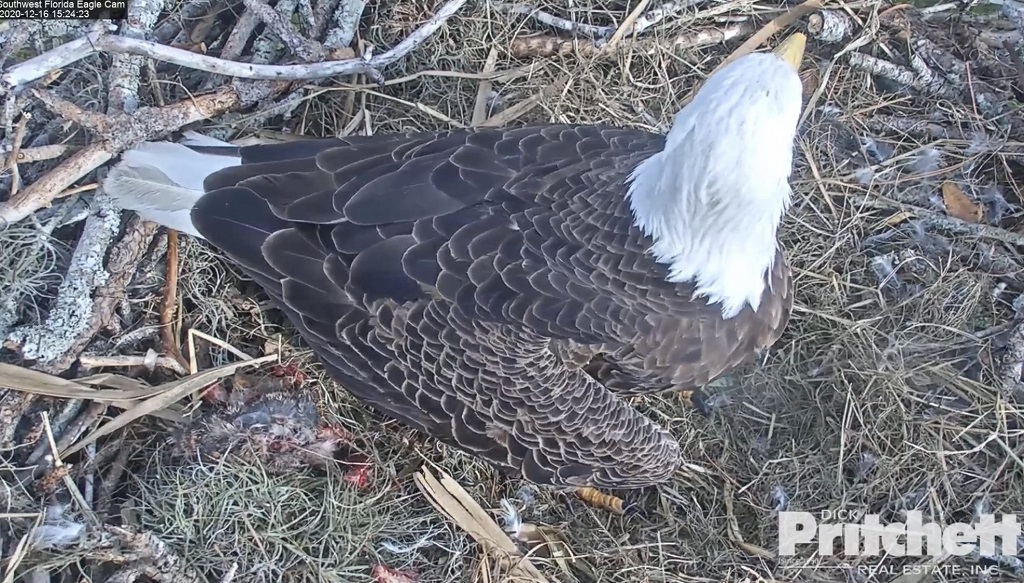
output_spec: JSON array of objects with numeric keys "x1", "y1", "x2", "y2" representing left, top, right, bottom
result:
[{"x1": 0, "y1": 0, "x2": 127, "y2": 19}]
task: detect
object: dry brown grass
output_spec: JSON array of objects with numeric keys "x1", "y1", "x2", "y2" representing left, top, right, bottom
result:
[{"x1": 5, "y1": 0, "x2": 1024, "y2": 582}]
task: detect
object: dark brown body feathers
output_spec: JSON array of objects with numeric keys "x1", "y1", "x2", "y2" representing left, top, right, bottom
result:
[{"x1": 190, "y1": 124, "x2": 792, "y2": 489}]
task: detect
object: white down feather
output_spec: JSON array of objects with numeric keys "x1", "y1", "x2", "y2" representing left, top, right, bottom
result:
[{"x1": 102, "y1": 131, "x2": 242, "y2": 239}]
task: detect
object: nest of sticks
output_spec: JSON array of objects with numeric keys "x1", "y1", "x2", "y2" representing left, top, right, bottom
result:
[{"x1": 4, "y1": 0, "x2": 1024, "y2": 581}]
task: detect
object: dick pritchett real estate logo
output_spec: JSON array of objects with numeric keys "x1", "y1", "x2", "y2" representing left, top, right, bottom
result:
[{"x1": 778, "y1": 509, "x2": 1022, "y2": 557}]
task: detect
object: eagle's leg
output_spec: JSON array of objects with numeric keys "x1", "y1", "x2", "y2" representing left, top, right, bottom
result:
[
  {"x1": 573, "y1": 487, "x2": 643, "y2": 516},
  {"x1": 678, "y1": 388, "x2": 711, "y2": 416}
]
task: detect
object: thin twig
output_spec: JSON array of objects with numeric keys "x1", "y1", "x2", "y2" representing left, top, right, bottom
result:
[
  {"x1": 39, "y1": 411, "x2": 98, "y2": 523},
  {"x1": 472, "y1": 47, "x2": 499, "y2": 126},
  {"x1": 58, "y1": 183, "x2": 99, "y2": 197},
  {"x1": 3, "y1": 112, "x2": 31, "y2": 195},
  {"x1": 78, "y1": 353, "x2": 190, "y2": 376},
  {"x1": 297, "y1": 0, "x2": 317, "y2": 34},
  {"x1": 25, "y1": 400, "x2": 84, "y2": 465},
  {"x1": 491, "y1": 2, "x2": 614, "y2": 37},
  {"x1": 607, "y1": 0, "x2": 652, "y2": 47},
  {"x1": 859, "y1": 113, "x2": 963, "y2": 140},
  {"x1": 161, "y1": 230, "x2": 187, "y2": 370},
  {"x1": 9, "y1": 144, "x2": 71, "y2": 164}
]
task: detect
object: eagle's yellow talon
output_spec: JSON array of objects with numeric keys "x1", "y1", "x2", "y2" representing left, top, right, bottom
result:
[
  {"x1": 575, "y1": 486, "x2": 639, "y2": 516},
  {"x1": 678, "y1": 389, "x2": 711, "y2": 416}
]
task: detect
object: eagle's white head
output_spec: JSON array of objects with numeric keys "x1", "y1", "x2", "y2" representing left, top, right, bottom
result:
[{"x1": 626, "y1": 33, "x2": 806, "y2": 319}]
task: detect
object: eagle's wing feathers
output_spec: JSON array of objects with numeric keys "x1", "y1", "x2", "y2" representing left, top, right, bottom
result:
[
  {"x1": 581, "y1": 267, "x2": 793, "y2": 399},
  {"x1": 191, "y1": 126, "x2": 682, "y2": 488}
]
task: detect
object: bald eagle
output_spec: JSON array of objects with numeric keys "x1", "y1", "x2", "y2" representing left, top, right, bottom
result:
[{"x1": 103, "y1": 34, "x2": 806, "y2": 494}]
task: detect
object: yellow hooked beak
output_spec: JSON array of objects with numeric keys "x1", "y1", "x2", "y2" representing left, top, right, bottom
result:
[{"x1": 772, "y1": 32, "x2": 806, "y2": 71}]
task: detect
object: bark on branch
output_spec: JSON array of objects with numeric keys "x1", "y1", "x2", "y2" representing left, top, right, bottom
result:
[
  {"x1": 2, "y1": 0, "x2": 467, "y2": 90},
  {"x1": 510, "y1": 22, "x2": 752, "y2": 58},
  {"x1": 0, "y1": 85, "x2": 269, "y2": 226}
]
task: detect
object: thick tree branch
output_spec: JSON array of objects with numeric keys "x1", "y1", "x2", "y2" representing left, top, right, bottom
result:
[
  {"x1": 2, "y1": 0, "x2": 468, "y2": 90},
  {"x1": 510, "y1": 21, "x2": 752, "y2": 58},
  {"x1": 0, "y1": 84, "x2": 282, "y2": 226},
  {"x1": 4, "y1": 0, "x2": 167, "y2": 372},
  {"x1": 242, "y1": 0, "x2": 325, "y2": 62}
]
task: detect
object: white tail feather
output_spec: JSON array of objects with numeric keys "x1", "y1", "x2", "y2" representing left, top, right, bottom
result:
[{"x1": 102, "y1": 133, "x2": 241, "y2": 239}]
